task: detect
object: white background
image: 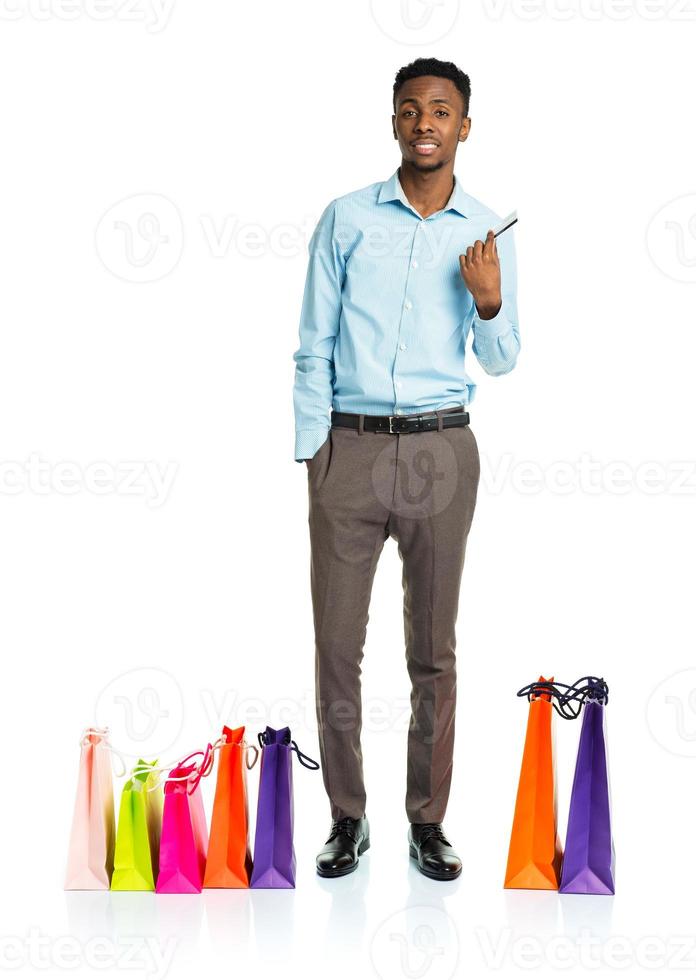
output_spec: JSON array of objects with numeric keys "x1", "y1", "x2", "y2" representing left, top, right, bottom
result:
[{"x1": 2, "y1": 1, "x2": 696, "y2": 978}]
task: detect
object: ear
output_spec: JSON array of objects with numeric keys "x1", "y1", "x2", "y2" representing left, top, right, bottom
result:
[
  {"x1": 458, "y1": 116, "x2": 471, "y2": 143},
  {"x1": 392, "y1": 114, "x2": 398, "y2": 140}
]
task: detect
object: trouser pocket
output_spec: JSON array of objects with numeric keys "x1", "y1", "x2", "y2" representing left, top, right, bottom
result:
[{"x1": 307, "y1": 430, "x2": 335, "y2": 495}]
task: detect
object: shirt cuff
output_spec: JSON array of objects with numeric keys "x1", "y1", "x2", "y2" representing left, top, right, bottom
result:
[
  {"x1": 473, "y1": 303, "x2": 511, "y2": 339},
  {"x1": 295, "y1": 427, "x2": 330, "y2": 463}
]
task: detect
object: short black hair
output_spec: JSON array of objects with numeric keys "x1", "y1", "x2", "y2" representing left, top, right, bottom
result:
[{"x1": 393, "y1": 57, "x2": 471, "y2": 117}]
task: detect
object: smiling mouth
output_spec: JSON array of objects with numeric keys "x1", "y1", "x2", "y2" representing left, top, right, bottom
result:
[{"x1": 411, "y1": 142, "x2": 439, "y2": 154}]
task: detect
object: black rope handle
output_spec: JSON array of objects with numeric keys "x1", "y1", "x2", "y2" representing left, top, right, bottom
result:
[
  {"x1": 257, "y1": 729, "x2": 321, "y2": 770},
  {"x1": 289, "y1": 740, "x2": 321, "y2": 770},
  {"x1": 516, "y1": 676, "x2": 609, "y2": 719}
]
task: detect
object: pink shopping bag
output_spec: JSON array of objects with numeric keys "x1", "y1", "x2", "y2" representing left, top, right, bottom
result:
[
  {"x1": 64, "y1": 727, "x2": 120, "y2": 890},
  {"x1": 155, "y1": 749, "x2": 211, "y2": 894}
]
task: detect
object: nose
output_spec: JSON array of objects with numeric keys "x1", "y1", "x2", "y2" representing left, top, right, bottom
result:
[{"x1": 413, "y1": 114, "x2": 435, "y2": 134}]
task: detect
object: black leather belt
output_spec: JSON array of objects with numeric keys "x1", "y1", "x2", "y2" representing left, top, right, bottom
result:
[{"x1": 331, "y1": 409, "x2": 470, "y2": 435}]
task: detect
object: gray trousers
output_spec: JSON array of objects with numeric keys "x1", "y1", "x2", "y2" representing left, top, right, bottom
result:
[{"x1": 307, "y1": 406, "x2": 480, "y2": 824}]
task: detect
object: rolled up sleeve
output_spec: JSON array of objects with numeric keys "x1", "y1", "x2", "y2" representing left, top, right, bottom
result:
[
  {"x1": 292, "y1": 199, "x2": 345, "y2": 462},
  {"x1": 471, "y1": 227, "x2": 520, "y2": 377}
]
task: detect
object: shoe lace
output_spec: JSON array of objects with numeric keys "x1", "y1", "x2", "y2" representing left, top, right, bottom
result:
[
  {"x1": 417, "y1": 823, "x2": 451, "y2": 846},
  {"x1": 328, "y1": 817, "x2": 359, "y2": 843}
]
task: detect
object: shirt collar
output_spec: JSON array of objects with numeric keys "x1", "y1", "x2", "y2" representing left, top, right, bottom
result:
[{"x1": 377, "y1": 167, "x2": 470, "y2": 218}]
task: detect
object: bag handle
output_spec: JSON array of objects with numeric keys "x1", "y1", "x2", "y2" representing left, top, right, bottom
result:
[
  {"x1": 516, "y1": 676, "x2": 609, "y2": 719},
  {"x1": 103, "y1": 729, "x2": 264, "y2": 789},
  {"x1": 133, "y1": 743, "x2": 218, "y2": 793},
  {"x1": 131, "y1": 731, "x2": 260, "y2": 788},
  {"x1": 80, "y1": 727, "x2": 127, "y2": 778},
  {"x1": 217, "y1": 728, "x2": 259, "y2": 770},
  {"x1": 257, "y1": 729, "x2": 321, "y2": 770},
  {"x1": 130, "y1": 759, "x2": 177, "y2": 786}
]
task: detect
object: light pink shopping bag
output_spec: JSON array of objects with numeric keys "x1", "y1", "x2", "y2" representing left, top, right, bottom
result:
[
  {"x1": 155, "y1": 751, "x2": 211, "y2": 894},
  {"x1": 64, "y1": 728, "x2": 118, "y2": 890}
]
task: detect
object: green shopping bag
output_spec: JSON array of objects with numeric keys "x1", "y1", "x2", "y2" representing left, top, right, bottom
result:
[{"x1": 111, "y1": 759, "x2": 163, "y2": 891}]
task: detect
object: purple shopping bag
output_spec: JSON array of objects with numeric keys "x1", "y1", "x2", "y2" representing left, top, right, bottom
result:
[
  {"x1": 250, "y1": 726, "x2": 319, "y2": 889},
  {"x1": 559, "y1": 681, "x2": 615, "y2": 895}
]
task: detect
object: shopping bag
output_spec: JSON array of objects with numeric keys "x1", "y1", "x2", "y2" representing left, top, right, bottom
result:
[
  {"x1": 111, "y1": 759, "x2": 163, "y2": 891},
  {"x1": 65, "y1": 727, "x2": 120, "y2": 890},
  {"x1": 203, "y1": 725, "x2": 259, "y2": 888},
  {"x1": 156, "y1": 748, "x2": 212, "y2": 894},
  {"x1": 250, "y1": 726, "x2": 320, "y2": 889},
  {"x1": 504, "y1": 677, "x2": 563, "y2": 890},
  {"x1": 559, "y1": 680, "x2": 615, "y2": 895}
]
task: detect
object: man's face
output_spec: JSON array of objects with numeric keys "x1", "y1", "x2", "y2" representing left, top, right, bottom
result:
[{"x1": 392, "y1": 75, "x2": 470, "y2": 172}]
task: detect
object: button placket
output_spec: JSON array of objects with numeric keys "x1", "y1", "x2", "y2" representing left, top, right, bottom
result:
[{"x1": 392, "y1": 222, "x2": 420, "y2": 410}]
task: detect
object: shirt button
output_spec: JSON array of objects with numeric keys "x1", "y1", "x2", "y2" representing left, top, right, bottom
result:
[
  {"x1": 404, "y1": 299, "x2": 412, "y2": 310},
  {"x1": 399, "y1": 343, "x2": 407, "y2": 351},
  {"x1": 395, "y1": 381, "x2": 403, "y2": 389},
  {"x1": 411, "y1": 260, "x2": 418, "y2": 269}
]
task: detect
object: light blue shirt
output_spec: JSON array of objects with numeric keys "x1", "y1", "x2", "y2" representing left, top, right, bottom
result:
[{"x1": 292, "y1": 167, "x2": 520, "y2": 461}]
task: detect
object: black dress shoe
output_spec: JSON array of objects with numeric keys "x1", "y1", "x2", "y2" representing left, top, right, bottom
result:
[
  {"x1": 316, "y1": 816, "x2": 370, "y2": 878},
  {"x1": 408, "y1": 823, "x2": 462, "y2": 881}
]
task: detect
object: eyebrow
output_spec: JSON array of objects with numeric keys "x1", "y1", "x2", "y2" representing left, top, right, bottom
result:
[{"x1": 398, "y1": 97, "x2": 452, "y2": 107}]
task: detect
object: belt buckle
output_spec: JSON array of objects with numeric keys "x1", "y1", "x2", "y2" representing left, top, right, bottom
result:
[
  {"x1": 388, "y1": 414, "x2": 424, "y2": 433},
  {"x1": 388, "y1": 415, "x2": 409, "y2": 433}
]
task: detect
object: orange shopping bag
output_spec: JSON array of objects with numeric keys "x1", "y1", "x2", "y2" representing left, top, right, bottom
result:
[
  {"x1": 203, "y1": 725, "x2": 260, "y2": 888},
  {"x1": 504, "y1": 676, "x2": 563, "y2": 890}
]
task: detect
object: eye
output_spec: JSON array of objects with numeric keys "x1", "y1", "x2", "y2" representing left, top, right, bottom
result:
[{"x1": 435, "y1": 110, "x2": 448, "y2": 117}]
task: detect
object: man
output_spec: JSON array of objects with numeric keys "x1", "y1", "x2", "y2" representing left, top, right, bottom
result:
[{"x1": 292, "y1": 57, "x2": 520, "y2": 880}]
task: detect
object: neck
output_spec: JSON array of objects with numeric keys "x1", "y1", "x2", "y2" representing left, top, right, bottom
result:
[{"x1": 398, "y1": 161, "x2": 455, "y2": 219}]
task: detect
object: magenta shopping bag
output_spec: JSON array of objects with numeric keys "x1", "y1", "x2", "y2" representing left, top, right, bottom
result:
[
  {"x1": 65, "y1": 727, "x2": 122, "y2": 890},
  {"x1": 156, "y1": 748, "x2": 212, "y2": 894},
  {"x1": 250, "y1": 726, "x2": 319, "y2": 889}
]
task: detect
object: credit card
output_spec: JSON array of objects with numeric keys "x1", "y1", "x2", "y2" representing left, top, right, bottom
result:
[{"x1": 493, "y1": 210, "x2": 518, "y2": 238}]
